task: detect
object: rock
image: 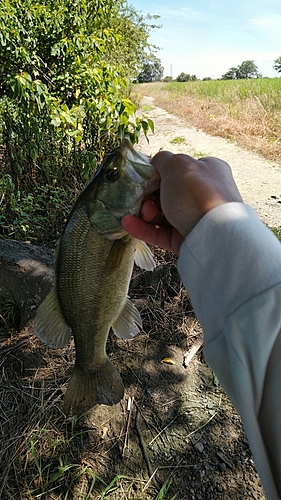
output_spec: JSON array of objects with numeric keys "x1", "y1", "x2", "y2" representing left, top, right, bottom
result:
[
  {"x1": 0, "y1": 239, "x2": 54, "y2": 329},
  {"x1": 194, "y1": 442, "x2": 204, "y2": 453},
  {"x1": 217, "y1": 450, "x2": 234, "y2": 469},
  {"x1": 219, "y1": 462, "x2": 227, "y2": 472}
]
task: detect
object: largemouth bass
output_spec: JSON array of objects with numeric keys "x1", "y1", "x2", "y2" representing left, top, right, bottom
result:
[{"x1": 34, "y1": 139, "x2": 159, "y2": 416}]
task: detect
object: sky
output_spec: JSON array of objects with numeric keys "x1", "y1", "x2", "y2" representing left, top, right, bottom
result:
[{"x1": 129, "y1": 0, "x2": 281, "y2": 79}]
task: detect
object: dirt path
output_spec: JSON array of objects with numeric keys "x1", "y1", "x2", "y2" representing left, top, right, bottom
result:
[{"x1": 138, "y1": 96, "x2": 281, "y2": 228}]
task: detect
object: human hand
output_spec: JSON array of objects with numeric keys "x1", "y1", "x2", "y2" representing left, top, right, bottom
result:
[{"x1": 122, "y1": 151, "x2": 243, "y2": 255}]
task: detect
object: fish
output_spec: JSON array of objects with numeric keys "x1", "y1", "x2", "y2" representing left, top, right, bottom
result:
[{"x1": 34, "y1": 138, "x2": 159, "y2": 416}]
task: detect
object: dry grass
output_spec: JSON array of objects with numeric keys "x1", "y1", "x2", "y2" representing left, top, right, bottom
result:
[
  {"x1": 0, "y1": 249, "x2": 199, "y2": 500},
  {"x1": 135, "y1": 81, "x2": 281, "y2": 163}
]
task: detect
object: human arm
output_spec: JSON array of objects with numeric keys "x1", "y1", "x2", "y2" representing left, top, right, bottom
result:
[
  {"x1": 179, "y1": 202, "x2": 281, "y2": 499},
  {"x1": 122, "y1": 151, "x2": 281, "y2": 499}
]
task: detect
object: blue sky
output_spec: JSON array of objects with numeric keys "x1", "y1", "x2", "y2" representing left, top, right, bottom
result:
[{"x1": 129, "y1": 0, "x2": 281, "y2": 79}]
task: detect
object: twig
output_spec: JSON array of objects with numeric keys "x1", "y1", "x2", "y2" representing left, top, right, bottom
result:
[
  {"x1": 254, "y1": 95, "x2": 268, "y2": 116},
  {"x1": 0, "y1": 314, "x2": 10, "y2": 332},
  {"x1": 122, "y1": 396, "x2": 134, "y2": 456},
  {"x1": 134, "y1": 401, "x2": 166, "y2": 446},
  {"x1": 183, "y1": 337, "x2": 203, "y2": 368},
  {"x1": 148, "y1": 418, "x2": 176, "y2": 446},
  {"x1": 185, "y1": 412, "x2": 217, "y2": 440},
  {"x1": 142, "y1": 468, "x2": 159, "y2": 492},
  {"x1": 135, "y1": 410, "x2": 157, "y2": 486}
]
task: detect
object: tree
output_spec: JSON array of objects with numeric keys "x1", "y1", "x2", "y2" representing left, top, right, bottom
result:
[
  {"x1": 273, "y1": 57, "x2": 281, "y2": 74},
  {"x1": 0, "y1": 0, "x2": 156, "y2": 164},
  {"x1": 222, "y1": 61, "x2": 261, "y2": 80},
  {"x1": 162, "y1": 76, "x2": 173, "y2": 82},
  {"x1": 137, "y1": 55, "x2": 164, "y2": 83},
  {"x1": 0, "y1": 0, "x2": 155, "y2": 97},
  {"x1": 221, "y1": 67, "x2": 239, "y2": 80},
  {"x1": 176, "y1": 72, "x2": 197, "y2": 82},
  {"x1": 237, "y1": 60, "x2": 261, "y2": 79}
]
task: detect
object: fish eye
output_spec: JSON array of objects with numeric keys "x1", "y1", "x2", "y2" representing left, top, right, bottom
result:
[{"x1": 104, "y1": 167, "x2": 119, "y2": 182}]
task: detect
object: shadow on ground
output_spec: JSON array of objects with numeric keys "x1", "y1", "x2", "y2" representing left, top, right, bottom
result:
[{"x1": 0, "y1": 243, "x2": 265, "y2": 499}]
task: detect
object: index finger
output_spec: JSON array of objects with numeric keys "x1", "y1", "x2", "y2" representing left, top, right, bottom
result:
[
  {"x1": 122, "y1": 215, "x2": 184, "y2": 254},
  {"x1": 122, "y1": 215, "x2": 175, "y2": 251}
]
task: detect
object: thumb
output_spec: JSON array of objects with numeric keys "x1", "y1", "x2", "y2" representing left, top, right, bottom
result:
[{"x1": 151, "y1": 151, "x2": 175, "y2": 174}]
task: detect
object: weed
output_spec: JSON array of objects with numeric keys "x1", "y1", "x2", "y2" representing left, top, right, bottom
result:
[
  {"x1": 15, "y1": 420, "x2": 179, "y2": 499},
  {"x1": 170, "y1": 136, "x2": 186, "y2": 145},
  {"x1": 271, "y1": 226, "x2": 281, "y2": 241},
  {"x1": 142, "y1": 105, "x2": 154, "y2": 112},
  {"x1": 0, "y1": 293, "x2": 20, "y2": 330},
  {"x1": 155, "y1": 480, "x2": 178, "y2": 500}
]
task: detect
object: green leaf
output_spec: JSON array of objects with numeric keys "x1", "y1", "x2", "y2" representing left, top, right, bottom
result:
[{"x1": 147, "y1": 118, "x2": 155, "y2": 133}]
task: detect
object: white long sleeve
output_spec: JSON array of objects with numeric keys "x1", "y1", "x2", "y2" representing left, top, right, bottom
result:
[{"x1": 178, "y1": 202, "x2": 281, "y2": 500}]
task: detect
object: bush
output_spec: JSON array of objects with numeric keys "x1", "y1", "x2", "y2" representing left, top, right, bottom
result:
[{"x1": 0, "y1": 0, "x2": 155, "y2": 245}]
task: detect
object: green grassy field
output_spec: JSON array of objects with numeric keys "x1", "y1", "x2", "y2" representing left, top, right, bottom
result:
[
  {"x1": 146, "y1": 78, "x2": 281, "y2": 111},
  {"x1": 136, "y1": 79, "x2": 281, "y2": 163}
]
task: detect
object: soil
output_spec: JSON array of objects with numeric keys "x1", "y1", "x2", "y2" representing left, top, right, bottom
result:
[{"x1": 1, "y1": 97, "x2": 281, "y2": 500}]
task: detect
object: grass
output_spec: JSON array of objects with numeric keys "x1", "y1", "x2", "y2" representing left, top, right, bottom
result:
[
  {"x1": 170, "y1": 136, "x2": 186, "y2": 145},
  {"x1": 158, "y1": 79, "x2": 281, "y2": 108},
  {"x1": 271, "y1": 226, "x2": 281, "y2": 240},
  {"x1": 142, "y1": 105, "x2": 154, "y2": 112},
  {"x1": 1, "y1": 360, "x2": 178, "y2": 500},
  {"x1": 0, "y1": 293, "x2": 20, "y2": 330},
  {"x1": 136, "y1": 79, "x2": 281, "y2": 164}
]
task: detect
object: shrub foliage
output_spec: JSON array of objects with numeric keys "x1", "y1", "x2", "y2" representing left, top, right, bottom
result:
[{"x1": 0, "y1": 0, "x2": 155, "y2": 244}]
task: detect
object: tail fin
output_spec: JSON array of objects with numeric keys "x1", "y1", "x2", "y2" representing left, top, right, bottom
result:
[{"x1": 63, "y1": 358, "x2": 124, "y2": 416}]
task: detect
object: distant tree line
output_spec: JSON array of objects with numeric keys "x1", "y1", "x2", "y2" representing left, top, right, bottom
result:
[
  {"x1": 221, "y1": 57, "x2": 281, "y2": 80},
  {"x1": 221, "y1": 60, "x2": 261, "y2": 80},
  {"x1": 137, "y1": 56, "x2": 281, "y2": 83}
]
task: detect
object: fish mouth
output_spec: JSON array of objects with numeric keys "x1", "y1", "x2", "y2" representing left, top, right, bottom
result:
[{"x1": 121, "y1": 138, "x2": 156, "y2": 182}]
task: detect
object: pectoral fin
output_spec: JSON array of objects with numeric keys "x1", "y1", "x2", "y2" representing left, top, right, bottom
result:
[
  {"x1": 106, "y1": 238, "x2": 128, "y2": 271},
  {"x1": 112, "y1": 297, "x2": 142, "y2": 339},
  {"x1": 34, "y1": 288, "x2": 72, "y2": 348},
  {"x1": 134, "y1": 240, "x2": 156, "y2": 271}
]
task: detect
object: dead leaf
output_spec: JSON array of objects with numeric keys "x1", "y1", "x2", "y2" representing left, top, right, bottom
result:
[{"x1": 160, "y1": 357, "x2": 175, "y2": 365}]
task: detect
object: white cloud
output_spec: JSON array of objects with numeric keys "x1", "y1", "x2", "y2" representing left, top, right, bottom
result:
[
  {"x1": 250, "y1": 14, "x2": 281, "y2": 27},
  {"x1": 164, "y1": 6, "x2": 206, "y2": 22}
]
